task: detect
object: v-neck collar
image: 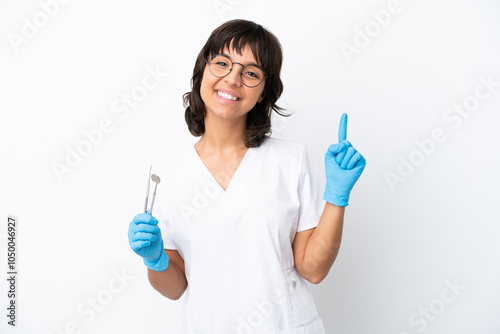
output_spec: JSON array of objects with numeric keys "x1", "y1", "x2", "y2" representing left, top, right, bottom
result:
[{"x1": 191, "y1": 143, "x2": 254, "y2": 195}]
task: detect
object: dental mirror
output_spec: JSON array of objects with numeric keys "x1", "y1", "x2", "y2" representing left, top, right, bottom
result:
[
  {"x1": 149, "y1": 174, "x2": 161, "y2": 215},
  {"x1": 151, "y1": 174, "x2": 161, "y2": 184}
]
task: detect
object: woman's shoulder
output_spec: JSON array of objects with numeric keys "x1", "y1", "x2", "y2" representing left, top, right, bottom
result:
[
  {"x1": 261, "y1": 136, "x2": 307, "y2": 156},
  {"x1": 155, "y1": 142, "x2": 196, "y2": 174}
]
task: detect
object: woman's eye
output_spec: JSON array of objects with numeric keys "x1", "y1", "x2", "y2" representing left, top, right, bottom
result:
[
  {"x1": 245, "y1": 71, "x2": 259, "y2": 78},
  {"x1": 216, "y1": 62, "x2": 228, "y2": 67}
]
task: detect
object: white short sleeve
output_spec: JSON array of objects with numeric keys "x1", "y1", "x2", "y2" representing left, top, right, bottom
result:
[
  {"x1": 296, "y1": 145, "x2": 325, "y2": 232},
  {"x1": 154, "y1": 171, "x2": 178, "y2": 251},
  {"x1": 157, "y1": 213, "x2": 178, "y2": 250}
]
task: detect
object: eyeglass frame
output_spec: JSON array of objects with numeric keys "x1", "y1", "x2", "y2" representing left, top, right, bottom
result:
[{"x1": 206, "y1": 54, "x2": 268, "y2": 88}]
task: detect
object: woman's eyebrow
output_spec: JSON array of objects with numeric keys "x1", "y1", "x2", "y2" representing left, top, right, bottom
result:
[{"x1": 221, "y1": 53, "x2": 260, "y2": 67}]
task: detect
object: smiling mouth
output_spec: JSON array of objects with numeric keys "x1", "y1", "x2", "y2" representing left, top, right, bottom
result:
[{"x1": 216, "y1": 90, "x2": 241, "y2": 101}]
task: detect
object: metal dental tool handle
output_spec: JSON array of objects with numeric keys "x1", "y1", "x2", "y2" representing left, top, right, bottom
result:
[
  {"x1": 144, "y1": 165, "x2": 152, "y2": 213},
  {"x1": 149, "y1": 174, "x2": 161, "y2": 215}
]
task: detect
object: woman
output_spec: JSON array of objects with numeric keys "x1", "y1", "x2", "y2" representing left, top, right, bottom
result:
[{"x1": 128, "y1": 19, "x2": 366, "y2": 333}]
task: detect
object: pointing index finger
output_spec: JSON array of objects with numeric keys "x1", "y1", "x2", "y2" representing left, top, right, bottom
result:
[{"x1": 338, "y1": 113, "x2": 348, "y2": 143}]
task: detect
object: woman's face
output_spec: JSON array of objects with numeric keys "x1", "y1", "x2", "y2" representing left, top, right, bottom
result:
[{"x1": 200, "y1": 44, "x2": 265, "y2": 122}]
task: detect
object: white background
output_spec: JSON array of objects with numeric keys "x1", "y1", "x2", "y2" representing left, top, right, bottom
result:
[{"x1": 1, "y1": 0, "x2": 499, "y2": 333}]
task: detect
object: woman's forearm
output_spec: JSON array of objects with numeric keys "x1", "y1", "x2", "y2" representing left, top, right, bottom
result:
[
  {"x1": 147, "y1": 253, "x2": 188, "y2": 300},
  {"x1": 301, "y1": 202, "x2": 345, "y2": 283}
]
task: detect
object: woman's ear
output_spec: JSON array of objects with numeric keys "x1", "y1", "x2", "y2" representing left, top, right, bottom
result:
[{"x1": 258, "y1": 92, "x2": 266, "y2": 103}]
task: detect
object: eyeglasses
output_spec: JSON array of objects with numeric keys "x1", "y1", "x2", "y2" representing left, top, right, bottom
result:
[{"x1": 207, "y1": 54, "x2": 267, "y2": 88}]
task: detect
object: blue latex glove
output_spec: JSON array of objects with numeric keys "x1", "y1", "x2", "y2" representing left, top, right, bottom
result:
[
  {"x1": 324, "y1": 113, "x2": 366, "y2": 206},
  {"x1": 128, "y1": 211, "x2": 169, "y2": 271}
]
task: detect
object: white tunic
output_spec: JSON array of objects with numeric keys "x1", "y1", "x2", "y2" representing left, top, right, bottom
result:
[{"x1": 155, "y1": 136, "x2": 326, "y2": 333}]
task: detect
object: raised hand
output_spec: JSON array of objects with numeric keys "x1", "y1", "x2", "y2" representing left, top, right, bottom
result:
[{"x1": 324, "y1": 113, "x2": 366, "y2": 207}]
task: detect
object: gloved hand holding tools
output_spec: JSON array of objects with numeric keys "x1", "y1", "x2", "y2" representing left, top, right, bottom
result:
[{"x1": 128, "y1": 166, "x2": 169, "y2": 272}]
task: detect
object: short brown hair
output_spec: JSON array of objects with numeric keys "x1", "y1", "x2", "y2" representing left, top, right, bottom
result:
[{"x1": 183, "y1": 19, "x2": 289, "y2": 147}]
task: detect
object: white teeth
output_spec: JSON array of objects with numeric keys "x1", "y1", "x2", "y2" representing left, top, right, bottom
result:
[{"x1": 217, "y1": 91, "x2": 238, "y2": 101}]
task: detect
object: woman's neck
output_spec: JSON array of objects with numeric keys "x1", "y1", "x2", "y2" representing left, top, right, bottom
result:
[{"x1": 196, "y1": 114, "x2": 248, "y2": 154}]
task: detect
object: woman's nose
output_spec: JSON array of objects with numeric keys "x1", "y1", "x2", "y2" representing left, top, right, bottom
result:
[{"x1": 224, "y1": 63, "x2": 243, "y2": 86}]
